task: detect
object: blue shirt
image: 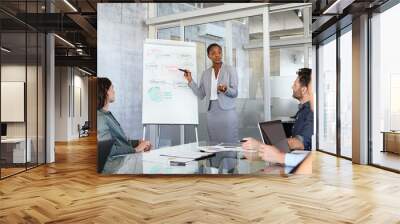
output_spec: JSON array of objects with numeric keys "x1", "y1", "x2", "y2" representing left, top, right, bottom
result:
[{"x1": 291, "y1": 101, "x2": 314, "y2": 150}]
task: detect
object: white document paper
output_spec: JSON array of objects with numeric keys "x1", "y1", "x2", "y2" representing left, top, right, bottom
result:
[
  {"x1": 198, "y1": 146, "x2": 257, "y2": 153},
  {"x1": 160, "y1": 149, "x2": 213, "y2": 160}
]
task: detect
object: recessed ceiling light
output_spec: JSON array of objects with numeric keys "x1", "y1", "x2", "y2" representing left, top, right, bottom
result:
[
  {"x1": 63, "y1": 0, "x2": 78, "y2": 12},
  {"x1": 1, "y1": 47, "x2": 11, "y2": 53},
  {"x1": 54, "y1": 34, "x2": 75, "y2": 48},
  {"x1": 78, "y1": 67, "x2": 92, "y2": 76},
  {"x1": 322, "y1": 0, "x2": 354, "y2": 15}
]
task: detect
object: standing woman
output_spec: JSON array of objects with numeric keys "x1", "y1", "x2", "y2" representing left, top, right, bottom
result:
[{"x1": 183, "y1": 43, "x2": 239, "y2": 143}]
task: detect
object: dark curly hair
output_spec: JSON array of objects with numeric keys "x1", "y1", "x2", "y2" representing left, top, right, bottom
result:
[
  {"x1": 207, "y1": 43, "x2": 222, "y2": 55},
  {"x1": 97, "y1": 77, "x2": 112, "y2": 110}
]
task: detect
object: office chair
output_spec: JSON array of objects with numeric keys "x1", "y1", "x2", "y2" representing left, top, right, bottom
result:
[{"x1": 78, "y1": 121, "x2": 90, "y2": 138}]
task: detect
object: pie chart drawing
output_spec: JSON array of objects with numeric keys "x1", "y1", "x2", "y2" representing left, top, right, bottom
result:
[{"x1": 148, "y1": 87, "x2": 162, "y2": 102}]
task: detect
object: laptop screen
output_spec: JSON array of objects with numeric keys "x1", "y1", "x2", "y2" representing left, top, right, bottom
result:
[{"x1": 258, "y1": 120, "x2": 290, "y2": 153}]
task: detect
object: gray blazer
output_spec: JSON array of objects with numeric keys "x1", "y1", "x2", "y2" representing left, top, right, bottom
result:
[
  {"x1": 188, "y1": 63, "x2": 238, "y2": 110},
  {"x1": 97, "y1": 109, "x2": 140, "y2": 173}
]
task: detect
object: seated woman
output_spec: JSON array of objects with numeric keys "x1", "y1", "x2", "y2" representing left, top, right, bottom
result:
[{"x1": 97, "y1": 77, "x2": 151, "y2": 173}]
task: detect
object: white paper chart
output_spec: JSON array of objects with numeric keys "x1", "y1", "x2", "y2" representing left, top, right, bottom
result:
[{"x1": 142, "y1": 39, "x2": 198, "y2": 124}]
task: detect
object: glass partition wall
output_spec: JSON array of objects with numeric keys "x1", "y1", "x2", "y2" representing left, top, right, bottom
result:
[
  {"x1": 315, "y1": 0, "x2": 400, "y2": 172},
  {"x1": 0, "y1": 2, "x2": 46, "y2": 179},
  {"x1": 316, "y1": 25, "x2": 353, "y2": 159},
  {"x1": 370, "y1": 3, "x2": 400, "y2": 171},
  {"x1": 317, "y1": 35, "x2": 337, "y2": 155},
  {"x1": 183, "y1": 17, "x2": 265, "y2": 142},
  {"x1": 148, "y1": 3, "x2": 312, "y2": 147}
]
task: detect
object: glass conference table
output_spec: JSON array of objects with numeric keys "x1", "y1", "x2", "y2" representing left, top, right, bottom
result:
[{"x1": 106, "y1": 143, "x2": 312, "y2": 175}]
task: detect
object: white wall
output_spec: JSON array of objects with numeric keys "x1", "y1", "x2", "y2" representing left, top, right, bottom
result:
[
  {"x1": 98, "y1": 3, "x2": 148, "y2": 140},
  {"x1": 1, "y1": 65, "x2": 34, "y2": 137},
  {"x1": 1, "y1": 63, "x2": 46, "y2": 163},
  {"x1": 55, "y1": 67, "x2": 68, "y2": 141},
  {"x1": 270, "y1": 47, "x2": 304, "y2": 119},
  {"x1": 54, "y1": 67, "x2": 89, "y2": 141},
  {"x1": 72, "y1": 74, "x2": 89, "y2": 138}
]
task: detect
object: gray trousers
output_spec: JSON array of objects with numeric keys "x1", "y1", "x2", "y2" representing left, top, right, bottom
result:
[{"x1": 207, "y1": 100, "x2": 239, "y2": 144}]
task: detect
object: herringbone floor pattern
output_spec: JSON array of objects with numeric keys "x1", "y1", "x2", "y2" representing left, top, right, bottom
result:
[{"x1": 1, "y1": 135, "x2": 399, "y2": 223}]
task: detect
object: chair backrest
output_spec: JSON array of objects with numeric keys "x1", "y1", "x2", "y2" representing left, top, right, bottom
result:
[
  {"x1": 282, "y1": 121, "x2": 295, "y2": 138},
  {"x1": 82, "y1": 121, "x2": 90, "y2": 129},
  {"x1": 97, "y1": 139, "x2": 115, "y2": 173}
]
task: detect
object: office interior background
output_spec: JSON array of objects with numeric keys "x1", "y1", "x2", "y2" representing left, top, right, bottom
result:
[
  {"x1": 0, "y1": 0, "x2": 97, "y2": 179},
  {"x1": 0, "y1": 0, "x2": 400, "y2": 222},
  {"x1": 1, "y1": 1, "x2": 399, "y2": 177}
]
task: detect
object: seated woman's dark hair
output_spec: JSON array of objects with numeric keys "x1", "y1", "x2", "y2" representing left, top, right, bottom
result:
[{"x1": 97, "y1": 77, "x2": 112, "y2": 110}]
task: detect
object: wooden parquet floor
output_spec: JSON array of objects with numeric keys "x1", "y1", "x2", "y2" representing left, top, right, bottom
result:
[{"x1": 1, "y1": 135, "x2": 400, "y2": 224}]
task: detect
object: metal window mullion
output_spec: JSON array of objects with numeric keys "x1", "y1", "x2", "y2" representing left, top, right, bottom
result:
[
  {"x1": 147, "y1": 3, "x2": 309, "y2": 26},
  {"x1": 73, "y1": 68, "x2": 75, "y2": 118},
  {"x1": 36, "y1": 9, "x2": 39, "y2": 167},
  {"x1": 269, "y1": 3, "x2": 311, "y2": 14},
  {"x1": 179, "y1": 21, "x2": 185, "y2": 145},
  {"x1": 68, "y1": 69, "x2": 71, "y2": 118},
  {"x1": 244, "y1": 37, "x2": 312, "y2": 49},
  {"x1": 316, "y1": 45, "x2": 320, "y2": 150},
  {"x1": 225, "y1": 20, "x2": 233, "y2": 65},
  {"x1": 180, "y1": 8, "x2": 264, "y2": 28},
  {"x1": 155, "y1": 22, "x2": 180, "y2": 30},
  {"x1": 367, "y1": 11, "x2": 373, "y2": 165},
  {"x1": 263, "y1": 6, "x2": 271, "y2": 121},
  {"x1": 25, "y1": 1, "x2": 28, "y2": 171},
  {"x1": 147, "y1": 3, "x2": 269, "y2": 25},
  {"x1": 44, "y1": 26, "x2": 47, "y2": 164},
  {"x1": 303, "y1": 7, "x2": 311, "y2": 69},
  {"x1": 336, "y1": 30, "x2": 341, "y2": 157},
  {"x1": 0, "y1": 21, "x2": 2, "y2": 179}
]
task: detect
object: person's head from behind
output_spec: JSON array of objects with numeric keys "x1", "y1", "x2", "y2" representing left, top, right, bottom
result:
[
  {"x1": 207, "y1": 43, "x2": 222, "y2": 64},
  {"x1": 97, "y1": 77, "x2": 115, "y2": 110},
  {"x1": 292, "y1": 68, "x2": 312, "y2": 101}
]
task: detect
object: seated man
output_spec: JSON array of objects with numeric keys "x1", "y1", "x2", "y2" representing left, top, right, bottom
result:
[
  {"x1": 241, "y1": 68, "x2": 314, "y2": 166},
  {"x1": 287, "y1": 68, "x2": 314, "y2": 151}
]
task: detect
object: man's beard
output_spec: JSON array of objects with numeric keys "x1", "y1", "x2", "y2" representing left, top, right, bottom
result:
[{"x1": 292, "y1": 91, "x2": 301, "y2": 100}]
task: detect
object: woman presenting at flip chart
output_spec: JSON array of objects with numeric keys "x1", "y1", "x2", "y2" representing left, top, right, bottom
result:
[{"x1": 183, "y1": 43, "x2": 239, "y2": 144}]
